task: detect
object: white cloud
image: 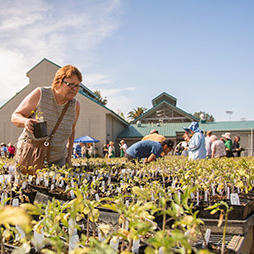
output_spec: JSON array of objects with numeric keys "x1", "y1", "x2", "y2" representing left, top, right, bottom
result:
[{"x1": 0, "y1": 0, "x2": 124, "y2": 107}]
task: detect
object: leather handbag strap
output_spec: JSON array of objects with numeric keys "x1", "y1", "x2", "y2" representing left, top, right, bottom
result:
[
  {"x1": 49, "y1": 101, "x2": 70, "y2": 140},
  {"x1": 45, "y1": 101, "x2": 70, "y2": 164}
]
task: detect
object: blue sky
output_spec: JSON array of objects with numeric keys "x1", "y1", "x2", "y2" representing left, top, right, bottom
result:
[{"x1": 0, "y1": 0, "x2": 253, "y2": 121}]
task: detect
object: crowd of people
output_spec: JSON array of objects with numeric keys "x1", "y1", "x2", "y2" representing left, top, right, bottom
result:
[
  {"x1": 0, "y1": 143, "x2": 16, "y2": 158},
  {"x1": 72, "y1": 122, "x2": 243, "y2": 164},
  {"x1": 179, "y1": 122, "x2": 243, "y2": 160}
]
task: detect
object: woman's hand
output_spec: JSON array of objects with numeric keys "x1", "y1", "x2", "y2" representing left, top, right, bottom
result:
[{"x1": 24, "y1": 119, "x2": 38, "y2": 134}]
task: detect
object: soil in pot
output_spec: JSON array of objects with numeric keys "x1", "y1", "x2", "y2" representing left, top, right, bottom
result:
[{"x1": 34, "y1": 121, "x2": 47, "y2": 138}]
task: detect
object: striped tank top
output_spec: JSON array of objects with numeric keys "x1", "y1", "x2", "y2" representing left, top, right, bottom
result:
[{"x1": 18, "y1": 87, "x2": 76, "y2": 163}]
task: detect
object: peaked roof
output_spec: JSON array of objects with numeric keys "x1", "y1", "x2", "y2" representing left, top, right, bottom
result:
[
  {"x1": 152, "y1": 92, "x2": 177, "y2": 106},
  {"x1": 131, "y1": 97, "x2": 198, "y2": 124},
  {"x1": 26, "y1": 58, "x2": 61, "y2": 75}
]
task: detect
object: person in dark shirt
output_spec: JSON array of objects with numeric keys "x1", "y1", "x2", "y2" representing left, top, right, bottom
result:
[
  {"x1": 233, "y1": 135, "x2": 242, "y2": 157},
  {"x1": 74, "y1": 142, "x2": 82, "y2": 158},
  {"x1": 125, "y1": 139, "x2": 174, "y2": 164}
]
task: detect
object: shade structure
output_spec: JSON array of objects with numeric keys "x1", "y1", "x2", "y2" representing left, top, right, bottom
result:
[{"x1": 74, "y1": 136, "x2": 100, "y2": 143}]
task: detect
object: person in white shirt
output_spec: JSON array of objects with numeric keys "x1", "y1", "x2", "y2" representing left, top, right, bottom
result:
[
  {"x1": 210, "y1": 135, "x2": 226, "y2": 158},
  {"x1": 205, "y1": 130, "x2": 212, "y2": 158}
]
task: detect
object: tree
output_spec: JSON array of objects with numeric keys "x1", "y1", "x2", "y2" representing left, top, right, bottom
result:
[
  {"x1": 193, "y1": 111, "x2": 215, "y2": 122},
  {"x1": 128, "y1": 107, "x2": 147, "y2": 121},
  {"x1": 93, "y1": 90, "x2": 108, "y2": 106}
]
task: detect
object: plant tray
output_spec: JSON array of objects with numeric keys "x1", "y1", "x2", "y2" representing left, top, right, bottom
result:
[
  {"x1": 195, "y1": 199, "x2": 254, "y2": 220},
  {"x1": 200, "y1": 213, "x2": 254, "y2": 236}
]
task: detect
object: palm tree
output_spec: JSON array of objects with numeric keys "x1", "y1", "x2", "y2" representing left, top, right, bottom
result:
[{"x1": 128, "y1": 107, "x2": 147, "y2": 121}]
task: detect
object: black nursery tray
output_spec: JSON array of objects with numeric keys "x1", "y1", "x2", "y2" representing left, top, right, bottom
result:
[
  {"x1": 195, "y1": 198, "x2": 254, "y2": 220},
  {"x1": 200, "y1": 213, "x2": 254, "y2": 236},
  {"x1": 29, "y1": 184, "x2": 71, "y2": 203}
]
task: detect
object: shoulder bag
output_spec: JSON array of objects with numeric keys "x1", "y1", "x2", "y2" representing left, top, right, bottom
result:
[{"x1": 16, "y1": 101, "x2": 70, "y2": 175}]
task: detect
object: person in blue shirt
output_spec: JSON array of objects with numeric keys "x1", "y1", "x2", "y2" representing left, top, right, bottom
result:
[
  {"x1": 74, "y1": 142, "x2": 82, "y2": 158},
  {"x1": 183, "y1": 122, "x2": 206, "y2": 160},
  {"x1": 125, "y1": 139, "x2": 174, "y2": 164}
]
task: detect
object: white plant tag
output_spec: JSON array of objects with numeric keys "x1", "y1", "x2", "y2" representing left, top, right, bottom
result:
[
  {"x1": 95, "y1": 193, "x2": 100, "y2": 202},
  {"x1": 68, "y1": 219, "x2": 78, "y2": 236},
  {"x1": 159, "y1": 247, "x2": 165, "y2": 254},
  {"x1": 227, "y1": 187, "x2": 230, "y2": 199},
  {"x1": 16, "y1": 225, "x2": 26, "y2": 239},
  {"x1": 132, "y1": 239, "x2": 140, "y2": 254},
  {"x1": 1, "y1": 192, "x2": 7, "y2": 205},
  {"x1": 178, "y1": 190, "x2": 181, "y2": 202},
  {"x1": 70, "y1": 190, "x2": 75, "y2": 199},
  {"x1": 196, "y1": 191, "x2": 199, "y2": 206},
  {"x1": 110, "y1": 236, "x2": 119, "y2": 250},
  {"x1": 28, "y1": 175, "x2": 33, "y2": 184},
  {"x1": 22, "y1": 181, "x2": 27, "y2": 189},
  {"x1": 212, "y1": 186, "x2": 216, "y2": 196},
  {"x1": 230, "y1": 193, "x2": 240, "y2": 205},
  {"x1": 202, "y1": 228, "x2": 211, "y2": 248},
  {"x1": 44, "y1": 179, "x2": 49, "y2": 188},
  {"x1": 71, "y1": 179, "x2": 75, "y2": 188},
  {"x1": 50, "y1": 184, "x2": 54, "y2": 191},
  {"x1": 34, "y1": 226, "x2": 45, "y2": 251},
  {"x1": 12, "y1": 198, "x2": 19, "y2": 207},
  {"x1": 69, "y1": 235, "x2": 79, "y2": 252},
  {"x1": 98, "y1": 224, "x2": 109, "y2": 241},
  {"x1": 14, "y1": 175, "x2": 19, "y2": 184},
  {"x1": 36, "y1": 177, "x2": 40, "y2": 185},
  {"x1": 204, "y1": 190, "x2": 209, "y2": 202}
]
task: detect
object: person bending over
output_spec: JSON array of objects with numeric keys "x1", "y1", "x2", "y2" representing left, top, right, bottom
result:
[{"x1": 125, "y1": 139, "x2": 174, "y2": 164}]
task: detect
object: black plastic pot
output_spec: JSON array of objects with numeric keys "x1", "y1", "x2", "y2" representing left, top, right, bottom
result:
[{"x1": 34, "y1": 121, "x2": 47, "y2": 138}]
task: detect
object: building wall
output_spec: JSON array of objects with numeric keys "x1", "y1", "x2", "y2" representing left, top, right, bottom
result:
[
  {"x1": 0, "y1": 59, "x2": 127, "y2": 157},
  {"x1": 0, "y1": 60, "x2": 60, "y2": 144}
]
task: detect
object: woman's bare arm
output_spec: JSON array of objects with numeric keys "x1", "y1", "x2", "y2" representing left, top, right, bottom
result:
[{"x1": 11, "y1": 88, "x2": 41, "y2": 133}]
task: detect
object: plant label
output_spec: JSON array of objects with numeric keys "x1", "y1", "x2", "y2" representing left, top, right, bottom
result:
[
  {"x1": 202, "y1": 228, "x2": 211, "y2": 248},
  {"x1": 159, "y1": 247, "x2": 165, "y2": 254},
  {"x1": 34, "y1": 226, "x2": 45, "y2": 251},
  {"x1": 230, "y1": 193, "x2": 240, "y2": 205},
  {"x1": 132, "y1": 238, "x2": 140, "y2": 254},
  {"x1": 15, "y1": 225, "x2": 26, "y2": 240},
  {"x1": 28, "y1": 175, "x2": 33, "y2": 184},
  {"x1": 1, "y1": 192, "x2": 7, "y2": 205},
  {"x1": 69, "y1": 235, "x2": 79, "y2": 252},
  {"x1": 204, "y1": 190, "x2": 209, "y2": 202},
  {"x1": 70, "y1": 190, "x2": 75, "y2": 199},
  {"x1": 110, "y1": 236, "x2": 119, "y2": 250},
  {"x1": 22, "y1": 181, "x2": 27, "y2": 189},
  {"x1": 227, "y1": 187, "x2": 230, "y2": 200},
  {"x1": 12, "y1": 198, "x2": 19, "y2": 207}
]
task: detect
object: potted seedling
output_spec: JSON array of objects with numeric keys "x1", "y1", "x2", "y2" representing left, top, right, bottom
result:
[{"x1": 32, "y1": 110, "x2": 47, "y2": 138}]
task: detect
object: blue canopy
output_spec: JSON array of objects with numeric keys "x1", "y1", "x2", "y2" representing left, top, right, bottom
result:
[{"x1": 74, "y1": 136, "x2": 100, "y2": 143}]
